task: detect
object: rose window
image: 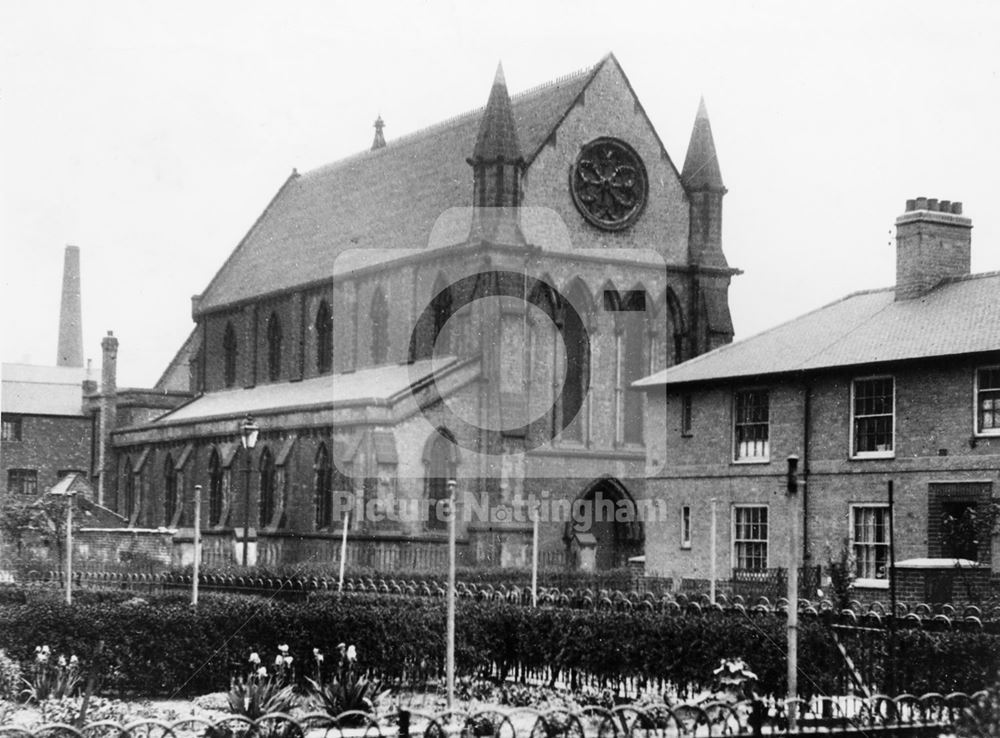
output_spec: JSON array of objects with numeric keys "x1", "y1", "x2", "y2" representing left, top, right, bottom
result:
[{"x1": 570, "y1": 138, "x2": 648, "y2": 230}]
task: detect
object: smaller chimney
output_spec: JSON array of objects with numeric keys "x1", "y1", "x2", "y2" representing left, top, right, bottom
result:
[
  {"x1": 97, "y1": 330, "x2": 119, "y2": 507},
  {"x1": 82, "y1": 358, "x2": 98, "y2": 395},
  {"x1": 895, "y1": 196, "x2": 972, "y2": 300}
]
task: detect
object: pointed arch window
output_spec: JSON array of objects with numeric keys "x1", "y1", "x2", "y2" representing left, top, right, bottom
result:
[
  {"x1": 432, "y1": 277, "x2": 452, "y2": 356},
  {"x1": 424, "y1": 429, "x2": 458, "y2": 531},
  {"x1": 371, "y1": 288, "x2": 389, "y2": 365},
  {"x1": 223, "y1": 322, "x2": 237, "y2": 388},
  {"x1": 259, "y1": 447, "x2": 276, "y2": 527},
  {"x1": 561, "y1": 281, "x2": 592, "y2": 442},
  {"x1": 163, "y1": 454, "x2": 177, "y2": 525},
  {"x1": 314, "y1": 444, "x2": 333, "y2": 529},
  {"x1": 208, "y1": 449, "x2": 223, "y2": 526},
  {"x1": 411, "y1": 275, "x2": 452, "y2": 362},
  {"x1": 619, "y1": 289, "x2": 647, "y2": 445},
  {"x1": 267, "y1": 313, "x2": 282, "y2": 381},
  {"x1": 316, "y1": 301, "x2": 333, "y2": 374}
]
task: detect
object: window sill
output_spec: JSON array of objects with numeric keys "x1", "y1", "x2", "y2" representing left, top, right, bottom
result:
[
  {"x1": 732, "y1": 458, "x2": 770, "y2": 465},
  {"x1": 680, "y1": 543, "x2": 692, "y2": 551},
  {"x1": 850, "y1": 452, "x2": 895, "y2": 460},
  {"x1": 854, "y1": 578, "x2": 889, "y2": 590},
  {"x1": 973, "y1": 430, "x2": 1000, "y2": 438}
]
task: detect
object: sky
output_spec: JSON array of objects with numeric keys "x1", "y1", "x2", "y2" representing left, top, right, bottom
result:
[{"x1": 1, "y1": 0, "x2": 999, "y2": 388}]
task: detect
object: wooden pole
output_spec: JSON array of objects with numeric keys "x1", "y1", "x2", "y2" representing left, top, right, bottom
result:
[
  {"x1": 446, "y1": 478, "x2": 457, "y2": 711},
  {"x1": 65, "y1": 493, "x2": 74, "y2": 606},
  {"x1": 192, "y1": 484, "x2": 201, "y2": 607},
  {"x1": 786, "y1": 455, "x2": 799, "y2": 731},
  {"x1": 338, "y1": 509, "x2": 350, "y2": 592},
  {"x1": 710, "y1": 498, "x2": 717, "y2": 605},
  {"x1": 532, "y1": 499, "x2": 540, "y2": 607},
  {"x1": 888, "y1": 480, "x2": 897, "y2": 695}
]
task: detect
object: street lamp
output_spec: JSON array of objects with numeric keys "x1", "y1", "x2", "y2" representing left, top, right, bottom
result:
[{"x1": 240, "y1": 414, "x2": 260, "y2": 567}]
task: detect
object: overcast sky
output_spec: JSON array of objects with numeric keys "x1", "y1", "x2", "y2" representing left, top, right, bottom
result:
[{"x1": 2, "y1": 1, "x2": 998, "y2": 388}]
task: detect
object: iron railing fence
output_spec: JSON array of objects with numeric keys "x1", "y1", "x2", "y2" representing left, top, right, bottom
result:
[
  {"x1": 0, "y1": 694, "x2": 979, "y2": 738},
  {"x1": 7, "y1": 569, "x2": 1000, "y2": 632}
]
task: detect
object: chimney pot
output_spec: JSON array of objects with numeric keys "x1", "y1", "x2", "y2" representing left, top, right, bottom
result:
[
  {"x1": 905, "y1": 199, "x2": 916, "y2": 212},
  {"x1": 895, "y1": 196, "x2": 972, "y2": 301}
]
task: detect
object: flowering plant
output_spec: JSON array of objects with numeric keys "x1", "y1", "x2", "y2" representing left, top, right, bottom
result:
[
  {"x1": 711, "y1": 658, "x2": 758, "y2": 703},
  {"x1": 20, "y1": 646, "x2": 82, "y2": 702},
  {"x1": 224, "y1": 649, "x2": 297, "y2": 720},
  {"x1": 305, "y1": 643, "x2": 389, "y2": 723}
]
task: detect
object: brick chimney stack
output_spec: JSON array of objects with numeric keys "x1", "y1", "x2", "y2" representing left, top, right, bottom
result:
[
  {"x1": 57, "y1": 245, "x2": 84, "y2": 367},
  {"x1": 895, "y1": 197, "x2": 972, "y2": 300},
  {"x1": 97, "y1": 330, "x2": 119, "y2": 506}
]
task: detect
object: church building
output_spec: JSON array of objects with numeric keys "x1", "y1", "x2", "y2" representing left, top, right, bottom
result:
[{"x1": 110, "y1": 54, "x2": 738, "y2": 570}]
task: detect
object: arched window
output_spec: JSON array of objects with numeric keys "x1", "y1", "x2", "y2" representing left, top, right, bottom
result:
[
  {"x1": 370, "y1": 288, "x2": 388, "y2": 365},
  {"x1": 432, "y1": 275, "x2": 452, "y2": 356},
  {"x1": 410, "y1": 273, "x2": 452, "y2": 362},
  {"x1": 120, "y1": 456, "x2": 134, "y2": 520},
  {"x1": 258, "y1": 448, "x2": 276, "y2": 527},
  {"x1": 561, "y1": 280, "x2": 592, "y2": 441},
  {"x1": 316, "y1": 300, "x2": 333, "y2": 374},
  {"x1": 223, "y1": 322, "x2": 237, "y2": 388},
  {"x1": 208, "y1": 449, "x2": 223, "y2": 526},
  {"x1": 424, "y1": 429, "x2": 458, "y2": 531},
  {"x1": 621, "y1": 288, "x2": 647, "y2": 444},
  {"x1": 267, "y1": 312, "x2": 282, "y2": 381},
  {"x1": 314, "y1": 444, "x2": 332, "y2": 529},
  {"x1": 163, "y1": 454, "x2": 177, "y2": 525}
]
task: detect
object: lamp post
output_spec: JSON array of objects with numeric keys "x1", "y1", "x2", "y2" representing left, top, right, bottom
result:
[
  {"x1": 240, "y1": 414, "x2": 260, "y2": 567},
  {"x1": 446, "y1": 478, "x2": 457, "y2": 711},
  {"x1": 193, "y1": 484, "x2": 202, "y2": 607},
  {"x1": 786, "y1": 455, "x2": 800, "y2": 730}
]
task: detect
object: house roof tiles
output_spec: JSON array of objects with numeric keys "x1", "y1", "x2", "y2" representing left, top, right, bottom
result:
[{"x1": 635, "y1": 271, "x2": 1000, "y2": 387}]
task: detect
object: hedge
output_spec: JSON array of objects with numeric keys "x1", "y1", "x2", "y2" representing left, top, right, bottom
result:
[{"x1": 0, "y1": 592, "x2": 996, "y2": 699}]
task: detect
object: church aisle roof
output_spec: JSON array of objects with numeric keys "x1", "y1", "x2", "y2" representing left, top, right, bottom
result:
[
  {"x1": 155, "y1": 357, "x2": 456, "y2": 423},
  {"x1": 196, "y1": 62, "x2": 600, "y2": 314},
  {"x1": 635, "y1": 271, "x2": 1000, "y2": 387}
]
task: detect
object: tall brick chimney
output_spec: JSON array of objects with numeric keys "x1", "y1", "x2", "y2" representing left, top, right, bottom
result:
[
  {"x1": 57, "y1": 245, "x2": 84, "y2": 366},
  {"x1": 97, "y1": 330, "x2": 119, "y2": 507},
  {"x1": 895, "y1": 197, "x2": 972, "y2": 300}
]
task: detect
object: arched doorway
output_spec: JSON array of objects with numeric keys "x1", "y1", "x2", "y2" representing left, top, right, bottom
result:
[{"x1": 567, "y1": 478, "x2": 644, "y2": 571}]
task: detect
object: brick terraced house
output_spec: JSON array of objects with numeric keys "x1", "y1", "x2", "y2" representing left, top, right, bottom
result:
[
  {"x1": 108, "y1": 54, "x2": 739, "y2": 570},
  {"x1": 635, "y1": 197, "x2": 1000, "y2": 601}
]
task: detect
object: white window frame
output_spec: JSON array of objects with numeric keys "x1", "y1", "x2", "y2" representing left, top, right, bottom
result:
[
  {"x1": 732, "y1": 389, "x2": 770, "y2": 463},
  {"x1": 731, "y1": 504, "x2": 769, "y2": 571},
  {"x1": 974, "y1": 366, "x2": 1000, "y2": 437},
  {"x1": 849, "y1": 503, "x2": 891, "y2": 589},
  {"x1": 680, "y1": 505, "x2": 692, "y2": 549},
  {"x1": 850, "y1": 375, "x2": 895, "y2": 459}
]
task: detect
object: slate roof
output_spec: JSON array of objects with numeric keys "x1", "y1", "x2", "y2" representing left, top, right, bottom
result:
[
  {"x1": 1, "y1": 363, "x2": 88, "y2": 416},
  {"x1": 155, "y1": 358, "x2": 456, "y2": 423},
  {"x1": 635, "y1": 271, "x2": 1000, "y2": 388},
  {"x1": 195, "y1": 61, "x2": 600, "y2": 314}
]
